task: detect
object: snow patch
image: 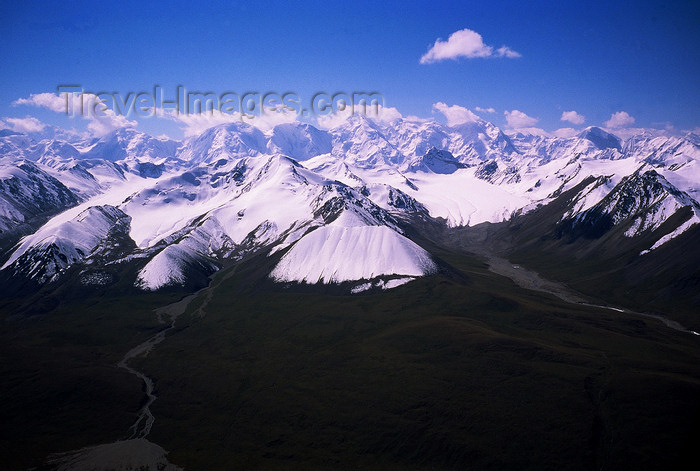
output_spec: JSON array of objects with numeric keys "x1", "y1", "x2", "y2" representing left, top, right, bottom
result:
[
  {"x1": 380, "y1": 277, "x2": 415, "y2": 290},
  {"x1": 640, "y1": 216, "x2": 700, "y2": 255},
  {"x1": 349, "y1": 276, "x2": 416, "y2": 293},
  {"x1": 350, "y1": 282, "x2": 373, "y2": 293},
  {"x1": 135, "y1": 244, "x2": 215, "y2": 290}
]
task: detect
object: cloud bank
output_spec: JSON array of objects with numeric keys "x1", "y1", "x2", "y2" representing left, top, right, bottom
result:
[
  {"x1": 13, "y1": 92, "x2": 136, "y2": 136},
  {"x1": 315, "y1": 104, "x2": 402, "y2": 130},
  {"x1": 2, "y1": 116, "x2": 46, "y2": 133}
]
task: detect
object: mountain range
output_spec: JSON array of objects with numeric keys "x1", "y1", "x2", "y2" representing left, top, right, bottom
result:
[{"x1": 1, "y1": 117, "x2": 698, "y2": 323}]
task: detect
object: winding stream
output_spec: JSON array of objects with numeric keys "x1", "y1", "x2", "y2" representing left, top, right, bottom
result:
[
  {"x1": 115, "y1": 250, "x2": 696, "y2": 443},
  {"x1": 483, "y1": 253, "x2": 699, "y2": 336},
  {"x1": 43, "y1": 291, "x2": 199, "y2": 470},
  {"x1": 117, "y1": 262, "x2": 241, "y2": 440},
  {"x1": 117, "y1": 292, "x2": 199, "y2": 439},
  {"x1": 45, "y1": 254, "x2": 695, "y2": 469},
  {"x1": 45, "y1": 280, "x2": 218, "y2": 469}
]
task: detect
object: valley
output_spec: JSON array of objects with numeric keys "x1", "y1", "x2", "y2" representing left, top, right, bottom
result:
[{"x1": 1, "y1": 117, "x2": 699, "y2": 470}]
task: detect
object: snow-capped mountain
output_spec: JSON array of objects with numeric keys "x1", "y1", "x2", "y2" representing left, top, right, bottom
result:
[
  {"x1": 405, "y1": 147, "x2": 466, "y2": 174},
  {"x1": 127, "y1": 153, "x2": 405, "y2": 290},
  {"x1": 558, "y1": 169, "x2": 700, "y2": 252},
  {"x1": 177, "y1": 122, "x2": 268, "y2": 164},
  {"x1": 0, "y1": 158, "x2": 80, "y2": 233},
  {"x1": 2, "y1": 205, "x2": 131, "y2": 283},
  {"x1": 28, "y1": 139, "x2": 81, "y2": 164},
  {"x1": 0, "y1": 127, "x2": 187, "y2": 242},
  {"x1": 0, "y1": 130, "x2": 35, "y2": 159},
  {"x1": 577, "y1": 126, "x2": 622, "y2": 151},
  {"x1": 268, "y1": 122, "x2": 332, "y2": 161},
  {"x1": 0, "y1": 116, "x2": 698, "y2": 293},
  {"x1": 81, "y1": 128, "x2": 179, "y2": 163}
]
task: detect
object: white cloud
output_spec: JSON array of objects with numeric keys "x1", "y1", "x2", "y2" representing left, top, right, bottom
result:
[
  {"x1": 13, "y1": 93, "x2": 67, "y2": 113},
  {"x1": 475, "y1": 106, "x2": 496, "y2": 113},
  {"x1": 495, "y1": 46, "x2": 521, "y2": 58},
  {"x1": 315, "y1": 104, "x2": 402, "y2": 130},
  {"x1": 433, "y1": 102, "x2": 480, "y2": 126},
  {"x1": 86, "y1": 107, "x2": 137, "y2": 136},
  {"x1": 560, "y1": 110, "x2": 585, "y2": 125},
  {"x1": 404, "y1": 115, "x2": 432, "y2": 123},
  {"x1": 315, "y1": 108, "x2": 352, "y2": 130},
  {"x1": 164, "y1": 109, "x2": 240, "y2": 137},
  {"x1": 552, "y1": 127, "x2": 578, "y2": 138},
  {"x1": 167, "y1": 99, "x2": 401, "y2": 134},
  {"x1": 376, "y1": 105, "x2": 402, "y2": 123},
  {"x1": 504, "y1": 109, "x2": 538, "y2": 128},
  {"x1": 13, "y1": 92, "x2": 136, "y2": 136},
  {"x1": 506, "y1": 127, "x2": 550, "y2": 137},
  {"x1": 420, "y1": 28, "x2": 520, "y2": 64},
  {"x1": 604, "y1": 111, "x2": 635, "y2": 129},
  {"x1": 4, "y1": 116, "x2": 46, "y2": 133},
  {"x1": 249, "y1": 108, "x2": 300, "y2": 130},
  {"x1": 651, "y1": 121, "x2": 675, "y2": 132},
  {"x1": 164, "y1": 105, "x2": 305, "y2": 136}
]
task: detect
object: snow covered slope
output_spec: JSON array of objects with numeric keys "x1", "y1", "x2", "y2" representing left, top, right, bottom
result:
[
  {"x1": 135, "y1": 244, "x2": 218, "y2": 291},
  {"x1": 82, "y1": 128, "x2": 179, "y2": 163},
  {"x1": 177, "y1": 122, "x2": 267, "y2": 164},
  {"x1": 559, "y1": 169, "x2": 700, "y2": 251},
  {"x1": 0, "y1": 158, "x2": 80, "y2": 232},
  {"x1": 128, "y1": 153, "x2": 405, "y2": 290},
  {"x1": 0, "y1": 131, "x2": 34, "y2": 160},
  {"x1": 270, "y1": 225, "x2": 436, "y2": 283},
  {"x1": 2, "y1": 205, "x2": 130, "y2": 282},
  {"x1": 268, "y1": 122, "x2": 332, "y2": 161}
]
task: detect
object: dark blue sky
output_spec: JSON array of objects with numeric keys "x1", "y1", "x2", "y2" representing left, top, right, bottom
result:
[{"x1": 1, "y1": 0, "x2": 697, "y2": 137}]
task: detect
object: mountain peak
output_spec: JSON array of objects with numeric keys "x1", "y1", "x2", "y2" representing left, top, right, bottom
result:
[
  {"x1": 83, "y1": 127, "x2": 178, "y2": 162},
  {"x1": 577, "y1": 126, "x2": 621, "y2": 150},
  {"x1": 269, "y1": 122, "x2": 332, "y2": 161},
  {"x1": 406, "y1": 147, "x2": 465, "y2": 174},
  {"x1": 0, "y1": 129, "x2": 24, "y2": 137}
]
